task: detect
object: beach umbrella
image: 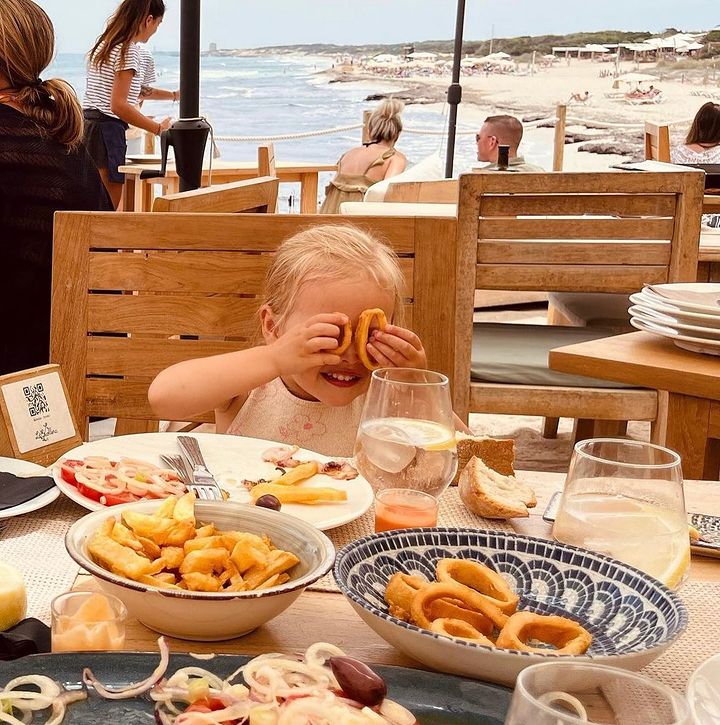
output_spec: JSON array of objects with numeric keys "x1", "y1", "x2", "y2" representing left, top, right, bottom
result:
[{"x1": 444, "y1": 0, "x2": 466, "y2": 178}]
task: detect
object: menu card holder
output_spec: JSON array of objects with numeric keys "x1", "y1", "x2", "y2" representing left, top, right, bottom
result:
[{"x1": 0, "y1": 365, "x2": 82, "y2": 466}]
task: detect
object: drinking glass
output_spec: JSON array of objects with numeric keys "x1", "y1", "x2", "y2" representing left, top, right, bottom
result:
[
  {"x1": 51, "y1": 591, "x2": 126, "y2": 652},
  {"x1": 354, "y1": 368, "x2": 457, "y2": 496},
  {"x1": 552, "y1": 439, "x2": 689, "y2": 589},
  {"x1": 505, "y1": 661, "x2": 691, "y2": 724},
  {"x1": 374, "y1": 488, "x2": 439, "y2": 532}
]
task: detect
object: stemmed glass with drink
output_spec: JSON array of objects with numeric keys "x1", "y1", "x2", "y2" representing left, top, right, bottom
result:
[
  {"x1": 552, "y1": 439, "x2": 690, "y2": 589},
  {"x1": 354, "y1": 369, "x2": 457, "y2": 531}
]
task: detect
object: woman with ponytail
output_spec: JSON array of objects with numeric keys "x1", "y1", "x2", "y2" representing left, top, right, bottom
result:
[
  {"x1": 319, "y1": 98, "x2": 407, "y2": 214},
  {"x1": 84, "y1": 0, "x2": 175, "y2": 207},
  {"x1": 0, "y1": 0, "x2": 111, "y2": 376}
]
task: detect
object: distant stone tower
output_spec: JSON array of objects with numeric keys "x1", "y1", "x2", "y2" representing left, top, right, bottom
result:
[{"x1": 209, "y1": 42, "x2": 218, "y2": 54}]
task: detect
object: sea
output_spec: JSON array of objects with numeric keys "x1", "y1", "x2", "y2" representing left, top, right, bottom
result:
[{"x1": 48, "y1": 52, "x2": 554, "y2": 207}]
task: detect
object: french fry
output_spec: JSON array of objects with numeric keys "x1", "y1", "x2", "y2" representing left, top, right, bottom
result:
[
  {"x1": 182, "y1": 572, "x2": 221, "y2": 592},
  {"x1": 257, "y1": 572, "x2": 290, "y2": 590},
  {"x1": 221, "y1": 531, "x2": 267, "y2": 551},
  {"x1": 272, "y1": 461, "x2": 319, "y2": 486},
  {"x1": 121, "y1": 511, "x2": 176, "y2": 544},
  {"x1": 195, "y1": 523, "x2": 215, "y2": 538},
  {"x1": 160, "y1": 546, "x2": 185, "y2": 569},
  {"x1": 230, "y1": 540, "x2": 268, "y2": 574},
  {"x1": 110, "y1": 522, "x2": 143, "y2": 552},
  {"x1": 138, "y1": 536, "x2": 162, "y2": 560},
  {"x1": 138, "y1": 574, "x2": 183, "y2": 589},
  {"x1": 98, "y1": 517, "x2": 114, "y2": 537},
  {"x1": 164, "y1": 520, "x2": 197, "y2": 547},
  {"x1": 184, "y1": 535, "x2": 225, "y2": 553},
  {"x1": 250, "y1": 482, "x2": 347, "y2": 505},
  {"x1": 243, "y1": 550, "x2": 300, "y2": 590},
  {"x1": 155, "y1": 496, "x2": 177, "y2": 520},
  {"x1": 179, "y1": 548, "x2": 229, "y2": 576},
  {"x1": 88, "y1": 531, "x2": 156, "y2": 580},
  {"x1": 172, "y1": 492, "x2": 196, "y2": 523}
]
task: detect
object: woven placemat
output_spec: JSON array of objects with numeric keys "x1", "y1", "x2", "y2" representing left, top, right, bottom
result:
[
  {"x1": 643, "y1": 580, "x2": 720, "y2": 692},
  {"x1": 310, "y1": 487, "x2": 515, "y2": 593},
  {"x1": 0, "y1": 497, "x2": 85, "y2": 623}
]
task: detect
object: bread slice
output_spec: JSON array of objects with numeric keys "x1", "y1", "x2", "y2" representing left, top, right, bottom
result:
[
  {"x1": 459, "y1": 456, "x2": 536, "y2": 520},
  {"x1": 453, "y1": 434, "x2": 515, "y2": 485}
]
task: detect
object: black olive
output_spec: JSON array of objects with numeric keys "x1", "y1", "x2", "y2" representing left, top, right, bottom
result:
[
  {"x1": 255, "y1": 494, "x2": 281, "y2": 511},
  {"x1": 329, "y1": 656, "x2": 387, "y2": 707}
]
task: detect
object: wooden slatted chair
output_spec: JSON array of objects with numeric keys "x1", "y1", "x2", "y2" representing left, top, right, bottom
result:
[
  {"x1": 51, "y1": 213, "x2": 458, "y2": 438},
  {"x1": 384, "y1": 179, "x2": 459, "y2": 204},
  {"x1": 258, "y1": 144, "x2": 279, "y2": 212},
  {"x1": 644, "y1": 121, "x2": 671, "y2": 162},
  {"x1": 151, "y1": 176, "x2": 279, "y2": 213},
  {"x1": 453, "y1": 171, "x2": 704, "y2": 439}
]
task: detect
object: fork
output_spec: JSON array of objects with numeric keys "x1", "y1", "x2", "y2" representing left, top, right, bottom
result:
[
  {"x1": 176, "y1": 436, "x2": 224, "y2": 501},
  {"x1": 160, "y1": 453, "x2": 192, "y2": 485}
]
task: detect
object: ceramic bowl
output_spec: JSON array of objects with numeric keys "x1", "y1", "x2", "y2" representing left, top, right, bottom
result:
[
  {"x1": 66, "y1": 499, "x2": 334, "y2": 641},
  {"x1": 688, "y1": 653, "x2": 720, "y2": 725},
  {"x1": 334, "y1": 528, "x2": 687, "y2": 686}
]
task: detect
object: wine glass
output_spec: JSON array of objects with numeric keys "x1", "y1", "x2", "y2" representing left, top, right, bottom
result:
[
  {"x1": 354, "y1": 368, "x2": 457, "y2": 497},
  {"x1": 553, "y1": 439, "x2": 690, "y2": 589},
  {"x1": 505, "y1": 661, "x2": 691, "y2": 724}
]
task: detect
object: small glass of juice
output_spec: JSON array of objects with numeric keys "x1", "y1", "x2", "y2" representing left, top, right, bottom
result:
[
  {"x1": 374, "y1": 488, "x2": 439, "y2": 533},
  {"x1": 51, "y1": 591, "x2": 126, "y2": 652}
]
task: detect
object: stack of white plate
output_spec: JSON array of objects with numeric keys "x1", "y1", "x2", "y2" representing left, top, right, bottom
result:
[{"x1": 629, "y1": 283, "x2": 720, "y2": 356}]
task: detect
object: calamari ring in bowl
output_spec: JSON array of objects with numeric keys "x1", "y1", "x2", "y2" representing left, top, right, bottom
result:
[
  {"x1": 495, "y1": 611, "x2": 592, "y2": 655},
  {"x1": 384, "y1": 572, "x2": 428, "y2": 621},
  {"x1": 411, "y1": 582, "x2": 508, "y2": 632},
  {"x1": 430, "y1": 617, "x2": 496, "y2": 645},
  {"x1": 426, "y1": 597, "x2": 494, "y2": 636},
  {"x1": 436, "y1": 558, "x2": 519, "y2": 615},
  {"x1": 335, "y1": 319, "x2": 352, "y2": 355},
  {"x1": 355, "y1": 308, "x2": 388, "y2": 371}
]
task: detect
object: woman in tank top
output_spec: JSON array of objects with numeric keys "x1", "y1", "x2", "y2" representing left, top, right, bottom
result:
[{"x1": 320, "y1": 98, "x2": 407, "y2": 214}]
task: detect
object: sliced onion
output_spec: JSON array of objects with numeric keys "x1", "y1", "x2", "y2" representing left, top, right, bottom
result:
[
  {"x1": 84, "y1": 636, "x2": 169, "y2": 699},
  {"x1": 379, "y1": 698, "x2": 417, "y2": 725},
  {"x1": 189, "y1": 653, "x2": 215, "y2": 661}
]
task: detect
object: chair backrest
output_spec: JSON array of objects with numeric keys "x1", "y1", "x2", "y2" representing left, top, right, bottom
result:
[
  {"x1": 644, "y1": 121, "x2": 671, "y2": 162},
  {"x1": 258, "y1": 144, "x2": 276, "y2": 177},
  {"x1": 151, "y1": 177, "x2": 279, "y2": 213},
  {"x1": 453, "y1": 170, "x2": 705, "y2": 412},
  {"x1": 384, "y1": 179, "x2": 459, "y2": 204},
  {"x1": 51, "y1": 213, "x2": 458, "y2": 435}
]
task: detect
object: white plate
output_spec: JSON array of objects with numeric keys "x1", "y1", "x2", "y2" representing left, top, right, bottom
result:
[
  {"x1": 52, "y1": 433, "x2": 373, "y2": 531},
  {"x1": 688, "y1": 653, "x2": 720, "y2": 725},
  {"x1": 629, "y1": 306, "x2": 720, "y2": 340},
  {"x1": 629, "y1": 293, "x2": 720, "y2": 329},
  {"x1": 640, "y1": 284, "x2": 720, "y2": 315},
  {"x1": 630, "y1": 316, "x2": 720, "y2": 356},
  {"x1": 0, "y1": 456, "x2": 59, "y2": 520}
]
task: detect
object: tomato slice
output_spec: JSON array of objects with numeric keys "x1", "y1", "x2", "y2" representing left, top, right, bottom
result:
[
  {"x1": 75, "y1": 481, "x2": 138, "y2": 506},
  {"x1": 183, "y1": 699, "x2": 236, "y2": 724},
  {"x1": 59, "y1": 460, "x2": 85, "y2": 486}
]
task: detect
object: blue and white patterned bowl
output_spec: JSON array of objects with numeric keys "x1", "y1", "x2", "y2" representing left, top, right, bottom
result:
[{"x1": 334, "y1": 528, "x2": 687, "y2": 685}]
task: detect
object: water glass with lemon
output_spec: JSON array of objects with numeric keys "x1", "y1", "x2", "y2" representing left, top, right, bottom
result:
[
  {"x1": 354, "y1": 369, "x2": 457, "y2": 497},
  {"x1": 553, "y1": 439, "x2": 690, "y2": 589}
]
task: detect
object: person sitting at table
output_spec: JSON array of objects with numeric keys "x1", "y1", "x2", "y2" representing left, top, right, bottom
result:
[
  {"x1": 319, "y1": 99, "x2": 407, "y2": 214},
  {"x1": 83, "y1": 0, "x2": 176, "y2": 208},
  {"x1": 672, "y1": 102, "x2": 720, "y2": 228},
  {"x1": 148, "y1": 225, "x2": 426, "y2": 456},
  {"x1": 0, "y1": 0, "x2": 112, "y2": 376},
  {"x1": 475, "y1": 114, "x2": 545, "y2": 172}
]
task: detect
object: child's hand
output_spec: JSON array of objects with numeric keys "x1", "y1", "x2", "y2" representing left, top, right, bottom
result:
[
  {"x1": 268, "y1": 313, "x2": 345, "y2": 377},
  {"x1": 366, "y1": 324, "x2": 427, "y2": 370}
]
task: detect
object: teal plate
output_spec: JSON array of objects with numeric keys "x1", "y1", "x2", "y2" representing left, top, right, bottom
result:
[{"x1": 3, "y1": 652, "x2": 512, "y2": 724}]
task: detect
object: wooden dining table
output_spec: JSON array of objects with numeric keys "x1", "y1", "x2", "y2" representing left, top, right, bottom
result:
[
  {"x1": 119, "y1": 159, "x2": 337, "y2": 214},
  {"x1": 550, "y1": 332, "x2": 720, "y2": 480},
  {"x1": 73, "y1": 470, "x2": 720, "y2": 667}
]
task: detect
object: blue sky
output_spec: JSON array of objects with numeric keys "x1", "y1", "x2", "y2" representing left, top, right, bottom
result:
[{"x1": 37, "y1": 0, "x2": 718, "y2": 54}]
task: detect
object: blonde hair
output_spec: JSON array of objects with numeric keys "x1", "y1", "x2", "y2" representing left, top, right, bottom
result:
[
  {"x1": 367, "y1": 98, "x2": 404, "y2": 144},
  {"x1": 264, "y1": 224, "x2": 405, "y2": 329},
  {"x1": 0, "y1": 0, "x2": 83, "y2": 149}
]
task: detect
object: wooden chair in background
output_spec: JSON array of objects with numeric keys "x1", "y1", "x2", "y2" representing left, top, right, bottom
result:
[
  {"x1": 151, "y1": 177, "x2": 279, "y2": 213},
  {"x1": 258, "y1": 144, "x2": 279, "y2": 212},
  {"x1": 644, "y1": 121, "x2": 671, "y2": 162},
  {"x1": 453, "y1": 171, "x2": 704, "y2": 440},
  {"x1": 51, "y1": 212, "x2": 458, "y2": 438},
  {"x1": 384, "y1": 179, "x2": 459, "y2": 204}
]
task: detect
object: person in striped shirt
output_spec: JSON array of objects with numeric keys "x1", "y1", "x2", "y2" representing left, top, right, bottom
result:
[{"x1": 83, "y1": 0, "x2": 176, "y2": 208}]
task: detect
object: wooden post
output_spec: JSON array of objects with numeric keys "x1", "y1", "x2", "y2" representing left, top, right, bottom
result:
[
  {"x1": 361, "y1": 110, "x2": 372, "y2": 144},
  {"x1": 553, "y1": 103, "x2": 567, "y2": 172}
]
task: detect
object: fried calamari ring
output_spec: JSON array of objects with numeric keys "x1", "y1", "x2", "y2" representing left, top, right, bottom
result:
[
  {"x1": 436, "y1": 558, "x2": 519, "y2": 615},
  {"x1": 495, "y1": 611, "x2": 592, "y2": 655},
  {"x1": 411, "y1": 582, "x2": 508, "y2": 632},
  {"x1": 355, "y1": 308, "x2": 388, "y2": 371},
  {"x1": 430, "y1": 618, "x2": 495, "y2": 645},
  {"x1": 384, "y1": 572, "x2": 429, "y2": 621},
  {"x1": 335, "y1": 318, "x2": 352, "y2": 355},
  {"x1": 426, "y1": 597, "x2": 494, "y2": 636}
]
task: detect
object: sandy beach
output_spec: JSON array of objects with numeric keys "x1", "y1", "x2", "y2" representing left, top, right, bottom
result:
[{"x1": 322, "y1": 56, "x2": 720, "y2": 171}]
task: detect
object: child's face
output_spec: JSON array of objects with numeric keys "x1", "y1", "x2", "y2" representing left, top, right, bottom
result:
[{"x1": 276, "y1": 276, "x2": 395, "y2": 406}]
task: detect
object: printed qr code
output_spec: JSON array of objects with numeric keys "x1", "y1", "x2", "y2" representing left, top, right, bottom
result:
[{"x1": 23, "y1": 383, "x2": 50, "y2": 417}]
